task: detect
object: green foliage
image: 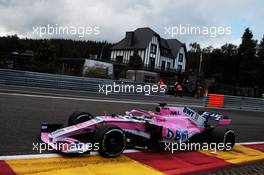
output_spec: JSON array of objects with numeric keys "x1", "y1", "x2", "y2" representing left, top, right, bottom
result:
[
  {"x1": 238, "y1": 28, "x2": 257, "y2": 57},
  {"x1": 0, "y1": 35, "x2": 113, "y2": 59},
  {"x1": 186, "y1": 52, "x2": 200, "y2": 72},
  {"x1": 202, "y1": 46, "x2": 213, "y2": 53},
  {"x1": 84, "y1": 68, "x2": 109, "y2": 78},
  {"x1": 127, "y1": 50, "x2": 143, "y2": 82},
  {"x1": 50, "y1": 39, "x2": 113, "y2": 59},
  {"x1": 34, "y1": 40, "x2": 57, "y2": 73},
  {"x1": 128, "y1": 50, "x2": 143, "y2": 70},
  {"x1": 35, "y1": 40, "x2": 56, "y2": 62},
  {"x1": 188, "y1": 28, "x2": 263, "y2": 91},
  {"x1": 221, "y1": 43, "x2": 237, "y2": 56},
  {"x1": 257, "y1": 35, "x2": 264, "y2": 60},
  {"x1": 203, "y1": 46, "x2": 238, "y2": 85},
  {"x1": 186, "y1": 42, "x2": 202, "y2": 73},
  {"x1": 237, "y1": 28, "x2": 259, "y2": 86},
  {"x1": 0, "y1": 35, "x2": 25, "y2": 53},
  {"x1": 257, "y1": 36, "x2": 264, "y2": 91},
  {"x1": 189, "y1": 42, "x2": 201, "y2": 53},
  {"x1": 0, "y1": 35, "x2": 113, "y2": 73}
]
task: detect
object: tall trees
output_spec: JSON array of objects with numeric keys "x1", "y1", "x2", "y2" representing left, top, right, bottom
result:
[
  {"x1": 189, "y1": 42, "x2": 201, "y2": 52},
  {"x1": 221, "y1": 43, "x2": 237, "y2": 56},
  {"x1": 257, "y1": 35, "x2": 264, "y2": 92},
  {"x1": 128, "y1": 50, "x2": 143, "y2": 82},
  {"x1": 237, "y1": 28, "x2": 259, "y2": 86},
  {"x1": 186, "y1": 42, "x2": 202, "y2": 73},
  {"x1": 0, "y1": 35, "x2": 113, "y2": 73},
  {"x1": 0, "y1": 35, "x2": 25, "y2": 53},
  {"x1": 199, "y1": 28, "x2": 262, "y2": 89},
  {"x1": 34, "y1": 40, "x2": 57, "y2": 73},
  {"x1": 0, "y1": 36, "x2": 113, "y2": 59},
  {"x1": 257, "y1": 35, "x2": 264, "y2": 60},
  {"x1": 222, "y1": 44, "x2": 239, "y2": 85}
]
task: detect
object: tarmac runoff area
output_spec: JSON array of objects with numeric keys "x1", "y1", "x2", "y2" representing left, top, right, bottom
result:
[{"x1": 0, "y1": 86, "x2": 264, "y2": 174}]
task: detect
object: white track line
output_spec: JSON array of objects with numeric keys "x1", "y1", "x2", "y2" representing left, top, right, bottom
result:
[
  {"x1": 236, "y1": 141, "x2": 264, "y2": 145},
  {"x1": 0, "y1": 84, "x2": 175, "y2": 98},
  {"x1": 0, "y1": 142, "x2": 263, "y2": 160},
  {"x1": 0, "y1": 92, "x2": 202, "y2": 108},
  {"x1": 1, "y1": 91, "x2": 263, "y2": 112},
  {"x1": 0, "y1": 149, "x2": 139, "y2": 160},
  {"x1": 0, "y1": 153, "x2": 63, "y2": 160}
]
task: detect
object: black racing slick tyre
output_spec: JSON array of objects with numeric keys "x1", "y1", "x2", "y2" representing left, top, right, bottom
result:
[
  {"x1": 210, "y1": 126, "x2": 235, "y2": 150},
  {"x1": 68, "y1": 111, "x2": 94, "y2": 126},
  {"x1": 94, "y1": 125, "x2": 126, "y2": 157}
]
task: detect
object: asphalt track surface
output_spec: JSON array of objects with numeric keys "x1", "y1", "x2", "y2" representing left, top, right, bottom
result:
[{"x1": 0, "y1": 85, "x2": 263, "y2": 156}]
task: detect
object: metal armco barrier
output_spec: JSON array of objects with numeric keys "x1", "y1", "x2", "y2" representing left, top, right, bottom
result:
[
  {"x1": 0, "y1": 68, "x2": 159, "y2": 94},
  {"x1": 204, "y1": 93, "x2": 264, "y2": 111}
]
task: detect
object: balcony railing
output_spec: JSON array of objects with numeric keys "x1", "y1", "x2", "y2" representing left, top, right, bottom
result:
[
  {"x1": 143, "y1": 64, "x2": 185, "y2": 74},
  {"x1": 91, "y1": 58, "x2": 185, "y2": 74}
]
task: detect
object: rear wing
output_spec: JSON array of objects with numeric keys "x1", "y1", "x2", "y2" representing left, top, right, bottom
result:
[
  {"x1": 182, "y1": 107, "x2": 232, "y2": 127},
  {"x1": 200, "y1": 112, "x2": 232, "y2": 126},
  {"x1": 182, "y1": 107, "x2": 206, "y2": 128}
]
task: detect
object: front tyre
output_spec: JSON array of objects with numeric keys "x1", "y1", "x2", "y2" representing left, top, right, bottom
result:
[
  {"x1": 95, "y1": 125, "x2": 126, "y2": 157},
  {"x1": 210, "y1": 126, "x2": 235, "y2": 150},
  {"x1": 68, "y1": 111, "x2": 94, "y2": 126}
]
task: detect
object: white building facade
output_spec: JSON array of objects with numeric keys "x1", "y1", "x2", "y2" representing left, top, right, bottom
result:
[{"x1": 110, "y1": 27, "x2": 187, "y2": 72}]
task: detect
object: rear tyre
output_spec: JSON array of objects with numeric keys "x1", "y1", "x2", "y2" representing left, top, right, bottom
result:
[
  {"x1": 94, "y1": 125, "x2": 126, "y2": 157},
  {"x1": 209, "y1": 126, "x2": 235, "y2": 150},
  {"x1": 68, "y1": 111, "x2": 94, "y2": 126}
]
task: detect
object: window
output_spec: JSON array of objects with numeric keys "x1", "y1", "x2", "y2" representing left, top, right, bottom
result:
[
  {"x1": 149, "y1": 57, "x2": 155, "y2": 69},
  {"x1": 167, "y1": 62, "x2": 171, "y2": 70},
  {"x1": 150, "y1": 44, "x2": 157, "y2": 54},
  {"x1": 177, "y1": 65, "x2": 182, "y2": 70},
  {"x1": 162, "y1": 49, "x2": 169, "y2": 55},
  {"x1": 116, "y1": 56, "x2": 123, "y2": 63},
  {"x1": 161, "y1": 61, "x2": 166, "y2": 71},
  {"x1": 178, "y1": 53, "x2": 183, "y2": 62}
]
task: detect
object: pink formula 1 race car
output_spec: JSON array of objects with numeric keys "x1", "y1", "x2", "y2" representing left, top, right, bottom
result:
[{"x1": 41, "y1": 103, "x2": 236, "y2": 157}]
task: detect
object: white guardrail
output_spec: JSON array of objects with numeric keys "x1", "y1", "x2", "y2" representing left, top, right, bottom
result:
[
  {"x1": 1, "y1": 68, "x2": 263, "y2": 111},
  {"x1": 0, "y1": 68, "x2": 160, "y2": 95}
]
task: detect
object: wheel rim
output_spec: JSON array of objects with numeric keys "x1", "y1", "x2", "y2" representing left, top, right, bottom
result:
[
  {"x1": 224, "y1": 130, "x2": 235, "y2": 148},
  {"x1": 102, "y1": 129, "x2": 126, "y2": 156},
  {"x1": 74, "y1": 114, "x2": 91, "y2": 124}
]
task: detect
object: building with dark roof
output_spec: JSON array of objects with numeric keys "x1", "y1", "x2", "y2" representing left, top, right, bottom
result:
[
  {"x1": 6, "y1": 50, "x2": 34, "y2": 70},
  {"x1": 110, "y1": 27, "x2": 187, "y2": 73}
]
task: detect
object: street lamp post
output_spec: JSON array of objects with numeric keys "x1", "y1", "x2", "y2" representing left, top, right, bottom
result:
[
  {"x1": 199, "y1": 52, "x2": 203, "y2": 73},
  {"x1": 99, "y1": 43, "x2": 108, "y2": 59}
]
